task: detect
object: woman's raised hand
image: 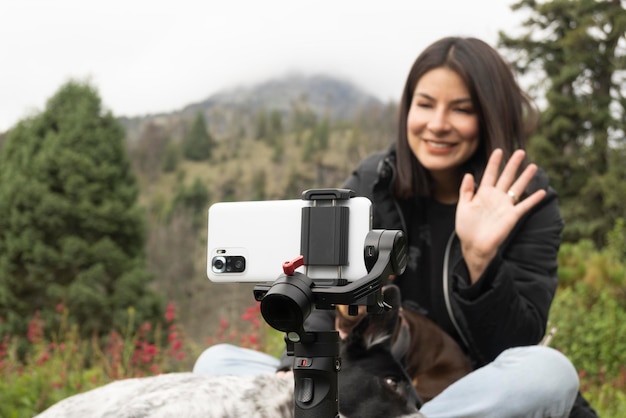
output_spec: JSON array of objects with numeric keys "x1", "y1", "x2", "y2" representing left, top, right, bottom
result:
[{"x1": 456, "y1": 149, "x2": 546, "y2": 283}]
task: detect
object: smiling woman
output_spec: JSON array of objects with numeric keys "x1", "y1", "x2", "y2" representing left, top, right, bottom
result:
[{"x1": 337, "y1": 35, "x2": 592, "y2": 418}]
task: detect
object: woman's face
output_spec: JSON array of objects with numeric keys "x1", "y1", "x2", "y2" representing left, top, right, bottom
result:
[{"x1": 407, "y1": 67, "x2": 480, "y2": 180}]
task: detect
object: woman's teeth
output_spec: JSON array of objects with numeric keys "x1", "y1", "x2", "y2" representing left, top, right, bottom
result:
[{"x1": 427, "y1": 141, "x2": 453, "y2": 148}]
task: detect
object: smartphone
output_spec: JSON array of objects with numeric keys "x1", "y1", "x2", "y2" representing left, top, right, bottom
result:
[{"x1": 206, "y1": 196, "x2": 372, "y2": 283}]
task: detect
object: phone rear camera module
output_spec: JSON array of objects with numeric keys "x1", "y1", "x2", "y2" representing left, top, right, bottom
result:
[{"x1": 212, "y1": 255, "x2": 246, "y2": 273}]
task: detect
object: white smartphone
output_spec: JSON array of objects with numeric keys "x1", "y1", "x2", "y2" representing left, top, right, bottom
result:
[{"x1": 207, "y1": 196, "x2": 372, "y2": 283}]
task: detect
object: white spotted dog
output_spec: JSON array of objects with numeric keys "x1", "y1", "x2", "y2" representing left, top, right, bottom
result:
[
  {"x1": 36, "y1": 373, "x2": 295, "y2": 418},
  {"x1": 37, "y1": 285, "x2": 424, "y2": 418}
]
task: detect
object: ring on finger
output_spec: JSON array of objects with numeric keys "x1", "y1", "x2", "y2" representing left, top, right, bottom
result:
[{"x1": 507, "y1": 189, "x2": 519, "y2": 204}]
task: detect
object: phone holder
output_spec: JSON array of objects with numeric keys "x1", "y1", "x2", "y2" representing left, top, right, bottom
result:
[{"x1": 253, "y1": 188, "x2": 407, "y2": 418}]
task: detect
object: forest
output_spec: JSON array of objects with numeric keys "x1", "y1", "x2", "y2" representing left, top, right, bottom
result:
[{"x1": 0, "y1": 0, "x2": 625, "y2": 416}]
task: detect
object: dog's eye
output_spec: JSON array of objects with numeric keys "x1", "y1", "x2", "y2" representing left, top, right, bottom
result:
[{"x1": 383, "y1": 376, "x2": 400, "y2": 392}]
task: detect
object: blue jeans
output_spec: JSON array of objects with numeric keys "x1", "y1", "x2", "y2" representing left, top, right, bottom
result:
[
  {"x1": 193, "y1": 344, "x2": 578, "y2": 418},
  {"x1": 193, "y1": 343, "x2": 281, "y2": 376}
]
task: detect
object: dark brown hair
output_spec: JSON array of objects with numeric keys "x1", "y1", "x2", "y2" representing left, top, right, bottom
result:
[{"x1": 395, "y1": 37, "x2": 538, "y2": 199}]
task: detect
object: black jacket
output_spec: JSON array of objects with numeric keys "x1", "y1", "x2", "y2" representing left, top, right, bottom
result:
[{"x1": 302, "y1": 147, "x2": 564, "y2": 368}]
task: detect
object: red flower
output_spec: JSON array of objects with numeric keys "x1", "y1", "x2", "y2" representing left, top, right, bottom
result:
[
  {"x1": 165, "y1": 302, "x2": 176, "y2": 323},
  {"x1": 37, "y1": 350, "x2": 51, "y2": 366},
  {"x1": 139, "y1": 322, "x2": 152, "y2": 334},
  {"x1": 27, "y1": 311, "x2": 44, "y2": 344},
  {"x1": 219, "y1": 318, "x2": 229, "y2": 331}
]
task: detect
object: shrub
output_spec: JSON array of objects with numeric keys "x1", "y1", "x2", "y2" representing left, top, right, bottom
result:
[
  {"x1": 0, "y1": 302, "x2": 190, "y2": 416},
  {"x1": 0, "y1": 300, "x2": 277, "y2": 417},
  {"x1": 550, "y1": 222, "x2": 626, "y2": 417}
]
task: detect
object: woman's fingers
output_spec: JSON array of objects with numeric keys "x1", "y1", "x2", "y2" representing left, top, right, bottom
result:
[
  {"x1": 495, "y1": 149, "x2": 526, "y2": 191},
  {"x1": 479, "y1": 149, "x2": 540, "y2": 206},
  {"x1": 459, "y1": 173, "x2": 476, "y2": 203},
  {"x1": 506, "y1": 162, "x2": 537, "y2": 205},
  {"x1": 514, "y1": 188, "x2": 546, "y2": 214},
  {"x1": 478, "y1": 148, "x2": 503, "y2": 188}
]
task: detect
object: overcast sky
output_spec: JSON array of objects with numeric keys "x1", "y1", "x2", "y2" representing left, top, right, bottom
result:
[{"x1": 0, "y1": 0, "x2": 525, "y2": 132}]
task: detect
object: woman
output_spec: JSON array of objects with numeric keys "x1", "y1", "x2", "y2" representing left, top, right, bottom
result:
[{"x1": 195, "y1": 37, "x2": 584, "y2": 417}]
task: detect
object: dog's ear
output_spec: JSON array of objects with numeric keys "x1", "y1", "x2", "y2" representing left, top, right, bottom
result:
[
  {"x1": 391, "y1": 317, "x2": 410, "y2": 362},
  {"x1": 343, "y1": 285, "x2": 402, "y2": 356},
  {"x1": 381, "y1": 284, "x2": 401, "y2": 308},
  {"x1": 335, "y1": 304, "x2": 367, "y2": 336}
]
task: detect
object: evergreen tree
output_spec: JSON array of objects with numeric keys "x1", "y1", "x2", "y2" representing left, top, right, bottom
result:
[
  {"x1": 162, "y1": 141, "x2": 181, "y2": 173},
  {"x1": 268, "y1": 110, "x2": 285, "y2": 162},
  {"x1": 302, "y1": 117, "x2": 330, "y2": 160},
  {"x1": 255, "y1": 109, "x2": 268, "y2": 141},
  {"x1": 499, "y1": 0, "x2": 626, "y2": 246},
  {"x1": 0, "y1": 80, "x2": 163, "y2": 338},
  {"x1": 183, "y1": 112, "x2": 214, "y2": 161},
  {"x1": 131, "y1": 121, "x2": 170, "y2": 183},
  {"x1": 269, "y1": 110, "x2": 283, "y2": 139},
  {"x1": 171, "y1": 177, "x2": 210, "y2": 227}
]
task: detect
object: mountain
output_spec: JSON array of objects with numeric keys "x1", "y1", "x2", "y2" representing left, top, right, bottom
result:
[
  {"x1": 184, "y1": 73, "x2": 382, "y2": 120},
  {"x1": 119, "y1": 73, "x2": 385, "y2": 145}
]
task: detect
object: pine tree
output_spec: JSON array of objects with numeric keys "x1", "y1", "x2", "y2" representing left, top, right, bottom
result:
[
  {"x1": 131, "y1": 121, "x2": 170, "y2": 183},
  {"x1": 183, "y1": 112, "x2": 214, "y2": 161},
  {"x1": 255, "y1": 109, "x2": 268, "y2": 141},
  {"x1": 0, "y1": 80, "x2": 164, "y2": 337},
  {"x1": 499, "y1": 0, "x2": 626, "y2": 245},
  {"x1": 171, "y1": 177, "x2": 210, "y2": 227}
]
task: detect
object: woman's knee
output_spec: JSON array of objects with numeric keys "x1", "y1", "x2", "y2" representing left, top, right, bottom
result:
[
  {"x1": 193, "y1": 344, "x2": 238, "y2": 375},
  {"x1": 498, "y1": 346, "x2": 579, "y2": 404},
  {"x1": 193, "y1": 344, "x2": 280, "y2": 376}
]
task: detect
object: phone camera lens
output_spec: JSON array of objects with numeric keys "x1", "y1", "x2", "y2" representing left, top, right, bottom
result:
[
  {"x1": 232, "y1": 256, "x2": 246, "y2": 272},
  {"x1": 212, "y1": 256, "x2": 226, "y2": 273}
]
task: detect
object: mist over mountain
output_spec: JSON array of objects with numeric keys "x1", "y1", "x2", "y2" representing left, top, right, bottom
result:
[
  {"x1": 119, "y1": 73, "x2": 387, "y2": 145},
  {"x1": 185, "y1": 73, "x2": 383, "y2": 120}
]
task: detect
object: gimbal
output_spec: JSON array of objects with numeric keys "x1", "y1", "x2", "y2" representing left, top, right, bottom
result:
[{"x1": 253, "y1": 188, "x2": 407, "y2": 418}]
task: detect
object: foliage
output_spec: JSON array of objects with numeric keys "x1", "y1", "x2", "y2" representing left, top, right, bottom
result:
[
  {"x1": 498, "y1": 0, "x2": 626, "y2": 246},
  {"x1": 302, "y1": 117, "x2": 330, "y2": 159},
  {"x1": 203, "y1": 302, "x2": 282, "y2": 356},
  {"x1": 255, "y1": 109, "x2": 268, "y2": 140},
  {"x1": 0, "y1": 300, "x2": 275, "y2": 417},
  {"x1": 549, "y1": 219, "x2": 626, "y2": 416},
  {"x1": 162, "y1": 141, "x2": 181, "y2": 173},
  {"x1": 131, "y1": 121, "x2": 171, "y2": 183},
  {"x1": 0, "y1": 304, "x2": 190, "y2": 417},
  {"x1": 182, "y1": 112, "x2": 215, "y2": 161},
  {"x1": 0, "y1": 80, "x2": 164, "y2": 341},
  {"x1": 171, "y1": 176, "x2": 211, "y2": 227}
]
